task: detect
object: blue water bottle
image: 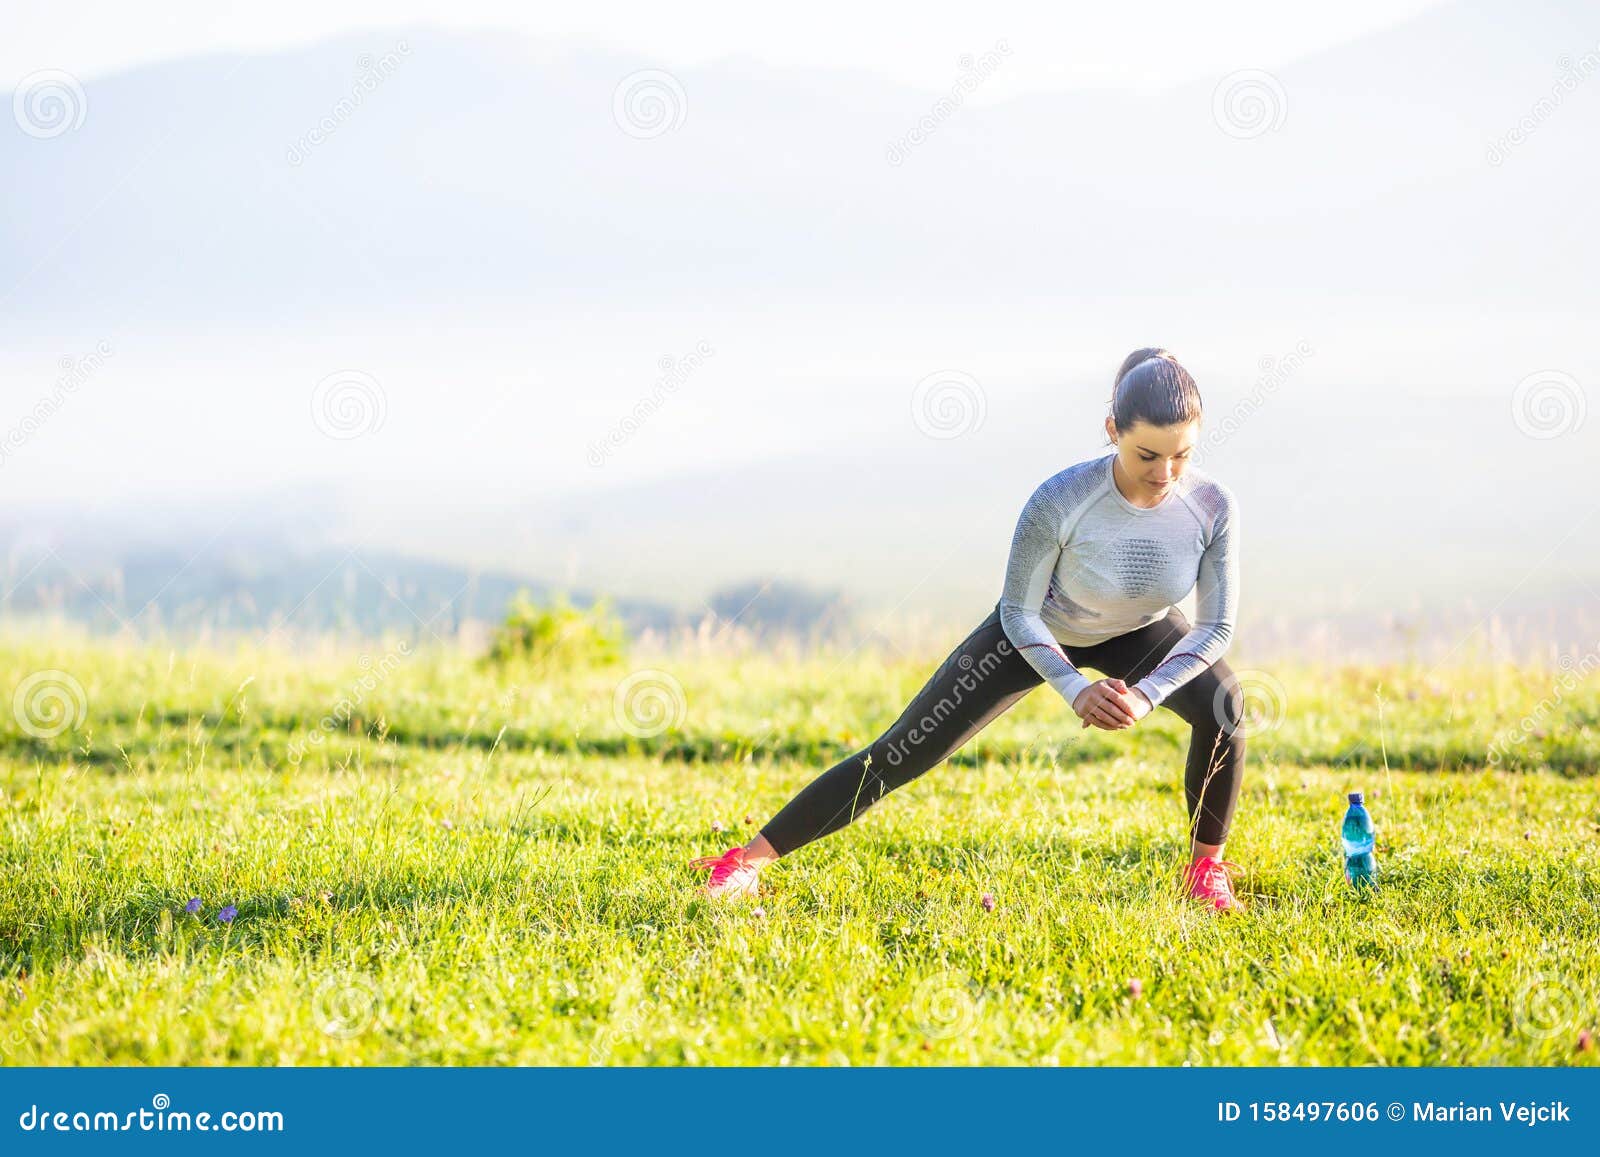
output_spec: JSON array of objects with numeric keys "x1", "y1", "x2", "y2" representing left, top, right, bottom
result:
[{"x1": 1341, "y1": 791, "x2": 1377, "y2": 889}]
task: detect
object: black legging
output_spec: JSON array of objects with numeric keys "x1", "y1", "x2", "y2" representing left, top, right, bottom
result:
[{"x1": 760, "y1": 599, "x2": 1245, "y2": 857}]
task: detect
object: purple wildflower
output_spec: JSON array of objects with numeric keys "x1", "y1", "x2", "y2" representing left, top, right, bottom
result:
[
  {"x1": 980, "y1": 892, "x2": 996, "y2": 912},
  {"x1": 217, "y1": 905, "x2": 238, "y2": 924},
  {"x1": 184, "y1": 897, "x2": 202, "y2": 914}
]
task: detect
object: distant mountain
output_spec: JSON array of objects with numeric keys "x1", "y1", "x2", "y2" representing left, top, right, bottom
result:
[
  {"x1": 0, "y1": 536, "x2": 625, "y2": 640},
  {"x1": 0, "y1": 478, "x2": 1590, "y2": 662},
  {"x1": 0, "y1": 492, "x2": 859, "y2": 644},
  {"x1": 708, "y1": 580, "x2": 858, "y2": 639}
]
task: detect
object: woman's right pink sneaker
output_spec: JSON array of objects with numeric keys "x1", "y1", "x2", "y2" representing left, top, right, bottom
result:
[
  {"x1": 689, "y1": 846, "x2": 762, "y2": 899},
  {"x1": 1182, "y1": 856, "x2": 1244, "y2": 913}
]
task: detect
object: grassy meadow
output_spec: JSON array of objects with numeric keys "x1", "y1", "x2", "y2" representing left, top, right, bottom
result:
[{"x1": 1, "y1": 623, "x2": 1597, "y2": 1066}]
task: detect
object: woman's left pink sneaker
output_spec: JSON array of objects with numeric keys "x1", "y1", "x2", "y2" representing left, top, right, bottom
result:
[
  {"x1": 1182, "y1": 856, "x2": 1244, "y2": 912},
  {"x1": 689, "y1": 845, "x2": 762, "y2": 899}
]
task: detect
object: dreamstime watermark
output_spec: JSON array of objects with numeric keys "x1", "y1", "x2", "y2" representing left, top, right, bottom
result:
[
  {"x1": 11, "y1": 669, "x2": 88, "y2": 740},
  {"x1": 0, "y1": 340, "x2": 113, "y2": 468},
  {"x1": 1487, "y1": 44, "x2": 1600, "y2": 167},
  {"x1": 883, "y1": 637, "x2": 1014, "y2": 768},
  {"x1": 1487, "y1": 649, "x2": 1600, "y2": 767},
  {"x1": 588, "y1": 970, "x2": 657, "y2": 1064},
  {"x1": 311, "y1": 971, "x2": 383, "y2": 1038},
  {"x1": 906, "y1": 969, "x2": 982, "y2": 1039},
  {"x1": 911, "y1": 370, "x2": 987, "y2": 440},
  {"x1": 285, "y1": 642, "x2": 412, "y2": 765},
  {"x1": 613, "y1": 69, "x2": 687, "y2": 139},
  {"x1": 1510, "y1": 369, "x2": 1586, "y2": 440},
  {"x1": 1197, "y1": 341, "x2": 1314, "y2": 459},
  {"x1": 587, "y1": 342, "x2": 715, "y2": 467},
  {"x1": 1512, "y1": 970, "x2": 1587, "y2": 1041},
  {"x1": 311, "y1": 369, "x2": 387, "y2": 439},
  {"x1": 1181, "y1": 948, "x2": 1290, "y2": 1063},
  {"x1": 589, "y1": 1008, "x2": 646, "y2": 1064},
  {"x1": 1212, "y1": 69, "x2": 1288, "y2": 140},
  {"x1": 12, "y1": 69, "x2": 87, "y2": 139},
  {"x1": 286, "y1": 43, "x2": 411, "y2": 166},
  {"x1": 613, "y1": 668, "x2": 687, "y2": 738},
  {"x1": 885, "y1": 42, "x2": 1012, "y2": 166},
  {"x1": 16, "y1": 1094, "x2": 283, "y2": 1134},
  {"x1": 1214, "y1": 668, "x2": 1287, "y2": 740},
  {"x1": 1, "y1": 992, "x2": 60, "y2": 1061}
]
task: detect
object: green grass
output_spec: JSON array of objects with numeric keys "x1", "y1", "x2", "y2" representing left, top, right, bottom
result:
[{"x1": 1, "y1": 633, "x2": 1597, "y2": 1065}]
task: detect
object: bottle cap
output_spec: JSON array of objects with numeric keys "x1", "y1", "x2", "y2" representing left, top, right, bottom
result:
[{"x1": 1348, "y1": 790, "x2": 1364, "y2": 805}]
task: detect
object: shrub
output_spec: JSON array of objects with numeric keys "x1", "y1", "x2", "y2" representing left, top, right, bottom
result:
[{"x1": 483, "y1": 590, "x2": 628, "y2": 669}]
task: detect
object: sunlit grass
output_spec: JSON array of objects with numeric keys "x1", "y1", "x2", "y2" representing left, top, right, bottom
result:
[{"x1": 1, "y1": 633, "x2": 1596, "y2": 1065}]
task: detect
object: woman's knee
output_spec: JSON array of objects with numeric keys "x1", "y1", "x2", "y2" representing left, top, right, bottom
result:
[{"x1": 1171, "y1": 664, "x2": 1244, "y2": 734}]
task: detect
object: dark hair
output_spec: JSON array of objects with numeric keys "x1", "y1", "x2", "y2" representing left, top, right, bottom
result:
[{"x1": 1107, "y1": 347, "x2": 1203, "y2": 437}]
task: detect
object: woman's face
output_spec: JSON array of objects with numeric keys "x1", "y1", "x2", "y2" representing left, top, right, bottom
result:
[{"x1": 1104, "y1": 416, "x2": 1201, "y2": 499}]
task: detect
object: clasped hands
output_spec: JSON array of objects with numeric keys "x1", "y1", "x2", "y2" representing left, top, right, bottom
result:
[{"x1": 1071, "y1": 677, "x2": 1153, "y2": 731}]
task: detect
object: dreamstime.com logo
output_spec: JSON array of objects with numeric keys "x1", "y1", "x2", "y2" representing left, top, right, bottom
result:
[
  {"x1": 906, "y1": 969, "x2": 982, "y2": 1040},
  {"x1": 286, "y1": 43, "x2": 411, "y2": 166},
  {"x1": 588, "y1": 342, "x2": 715, "y2": 467},
  {"x1": 1211, "y1": 69, "x2": 1287, "y2": 139},
  {"x1": 1510, "y1": 369, "x2": 1586, "y2": 440},
  {"x1": 12, "y1": 69, "x2": 87, "y2": 139},
  {"x1": 17, "y1": 1094, "x2": 284, "y2": 1134},
  {"x1": 312, "y1": 971, "x2": 384, "y2": 1038},
  {"x1": 1512, "y1": 971, "x2": 1591, "y2": 1042},
  {"x1": 286, "y1": 642, "x2": 412, "y2": 766},
  {"x1": 0, "y1": 340, "x2": 113, "y2": 468},
  {"x1": 884, "y1": 42, "x2": 1011, "y2": 166},
  {"x1": 883, "y1": 638, "x2": 1012, "y2": 767},
  {"x1": 312, "y1": 369, "x2": 387, "y2": 439},
  {"x1": 589, "y1": 981, "x2": 653, "y2": 1065},
  {"x1": 911, "y1": 370, "x2": 987, "y2": 440},
  {"x1": 1195, "y1": 341, "x2": 1314, "y2": 461},
  {"x1": 11, "y1": 669, "x2": 88, "y2": 739},
  {"x1": 1486, "y1": 649, "x2": 1600, "y2": 767},
  {"x1": 613, "y1": 668, "x2": 687, "y2": 738},
  {"x1": 2, "y1": 993, "x2": 61, "y2": 1062},
  {"x1": 613, "y1": 69, "x2": 687, "y2": 139},
  {"x1": 1486, "y1": 44, "x2": 1600, "y2": 167},
  {"x1": 1214, "y1": 668, "x2": 1287, "y2": 740}
]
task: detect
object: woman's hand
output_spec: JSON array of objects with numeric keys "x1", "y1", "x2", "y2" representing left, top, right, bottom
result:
[
  {"x1": 1071, "y1": 678, "x2": 1153, "y2": 730},
  {"x1": 1107, "y1": 678, "x2": 1154, "y2": 723}
]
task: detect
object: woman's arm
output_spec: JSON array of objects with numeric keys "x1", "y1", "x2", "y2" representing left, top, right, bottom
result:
[
  {"x1": 1131, "y1": 486, "x2": 1241, "y2": 708},
  {"x1": 997, "y1": 481, "x2": 1096, "y2": 709}
]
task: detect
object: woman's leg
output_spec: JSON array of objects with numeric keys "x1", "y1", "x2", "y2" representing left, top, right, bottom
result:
[
  {"x1": 1066, "y1": 611, "x2": 1246, "y2": 857},
  {"x1": 753, "y1": 602, "x2": 1045, "y2": 860}
]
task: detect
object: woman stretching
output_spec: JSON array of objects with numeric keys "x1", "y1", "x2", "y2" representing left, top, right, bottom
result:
[{"x1": 691, "y1": 347, "x2": 1247, "y2": 912}]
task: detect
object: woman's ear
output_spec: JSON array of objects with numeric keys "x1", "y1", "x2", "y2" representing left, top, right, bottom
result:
[{"x1": 1103, "y1": 415, "x2": 1118, "y2": 445}]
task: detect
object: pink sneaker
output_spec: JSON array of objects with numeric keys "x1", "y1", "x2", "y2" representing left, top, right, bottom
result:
[
  {"x1": 1182, "y1": 856, "x2": 1243, "y2": 912},
  {"x1": 689, "y1": 845, "x2": 761, "y2": 899}
]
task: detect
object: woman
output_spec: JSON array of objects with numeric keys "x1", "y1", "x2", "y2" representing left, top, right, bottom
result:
[{"x1": 691, "y1": 347, "x2": 1247, "y2": 912}]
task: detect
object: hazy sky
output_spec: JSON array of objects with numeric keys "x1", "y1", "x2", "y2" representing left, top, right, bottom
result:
[
  {"x1": 4, "y1": 0, "x2": 1595, "y2": 632},
  {"x1": 6, "y1": 0, "x2": 1455, "y2": 94}
]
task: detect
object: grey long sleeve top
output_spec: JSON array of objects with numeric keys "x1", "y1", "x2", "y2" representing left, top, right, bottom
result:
[{"x1": 998, "y1": 452, "x2": 1240, "y2": 710}]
